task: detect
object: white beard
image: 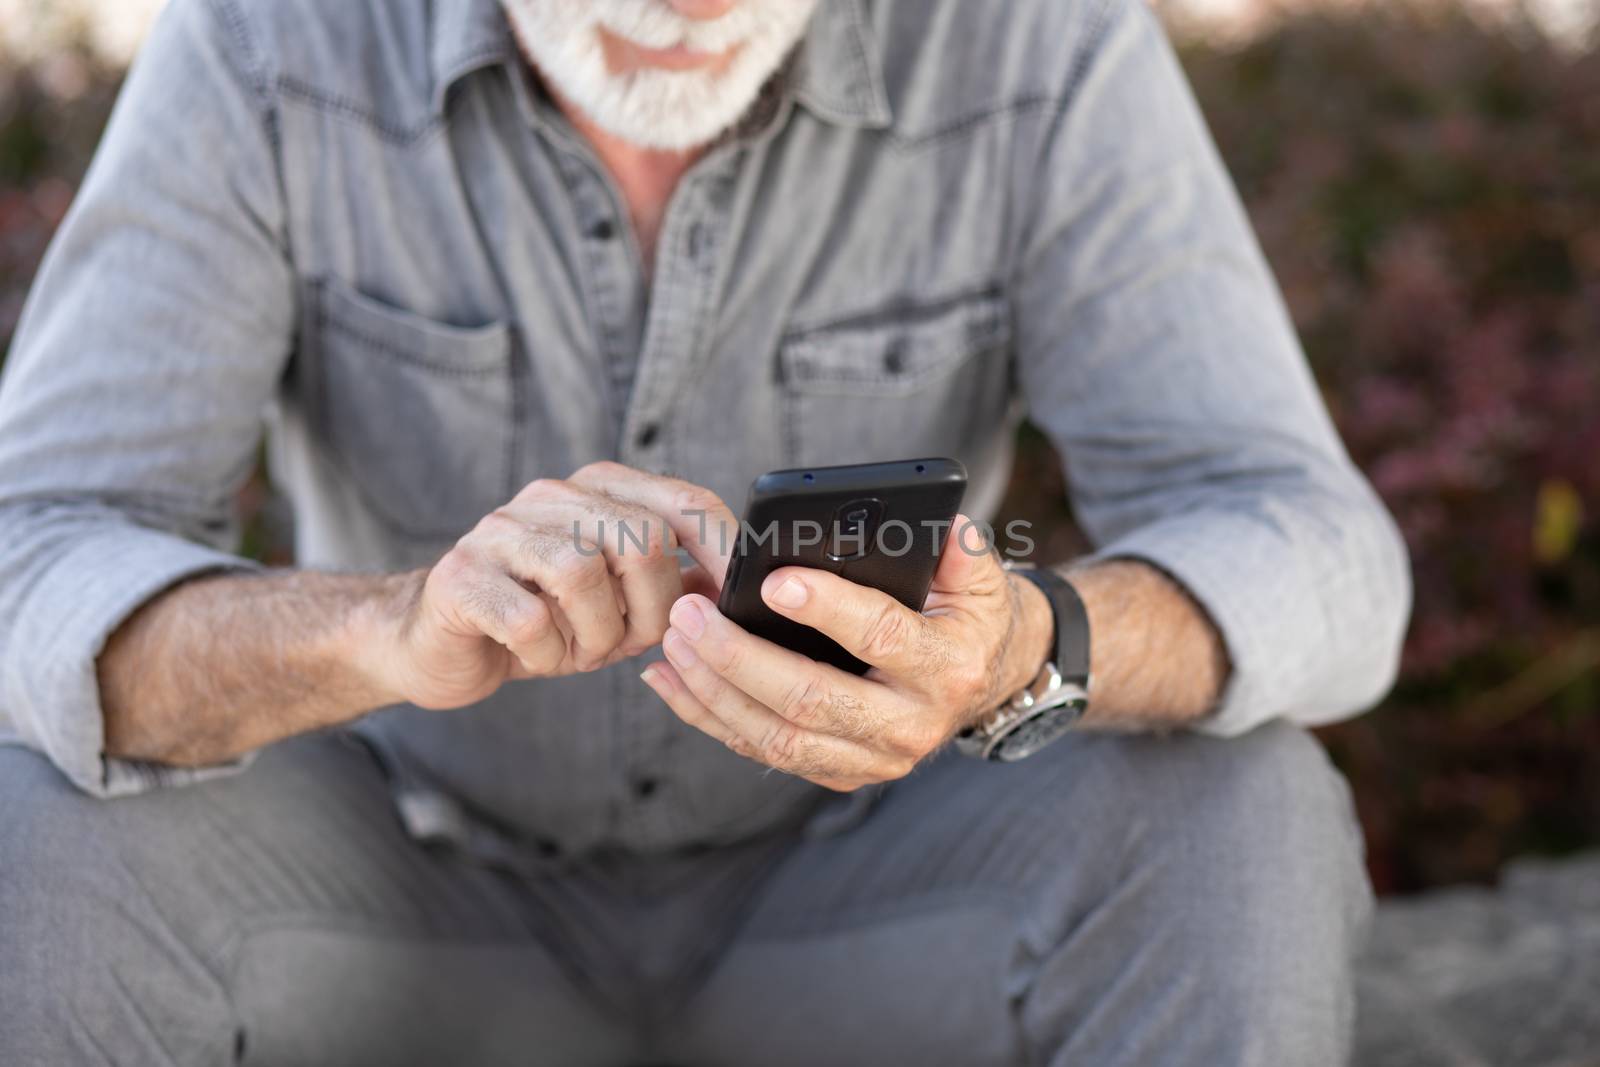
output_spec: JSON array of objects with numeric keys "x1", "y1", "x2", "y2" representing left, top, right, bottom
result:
[{"x1": 502, "y1": 0, "x2": 820, "y2": 151}]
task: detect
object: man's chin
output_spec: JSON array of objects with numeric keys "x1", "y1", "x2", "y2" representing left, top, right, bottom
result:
[
  {"x1": 503, "y1": 0, "x2": 819, "y2": 153},
  {"x1": 558, "y1": 73, "x2": 760, "y2": 152}
]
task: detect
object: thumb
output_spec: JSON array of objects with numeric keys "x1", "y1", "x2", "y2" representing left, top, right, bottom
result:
[{"x1": 930, "y1": 515, "x2": 1002, "y2": 596}]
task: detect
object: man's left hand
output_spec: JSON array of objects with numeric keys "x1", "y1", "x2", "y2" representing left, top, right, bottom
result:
[{"x1": 640, "y1": 517, "x2": 1052, "y2": 791}]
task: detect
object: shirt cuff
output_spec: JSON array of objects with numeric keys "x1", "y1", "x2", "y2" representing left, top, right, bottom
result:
[
  {"x1": 2, "y1": 522, "x2": 263, "y2": 797},
  {"x1": 1086, "y1": 509, "x2": 1332, "y2": 738}
]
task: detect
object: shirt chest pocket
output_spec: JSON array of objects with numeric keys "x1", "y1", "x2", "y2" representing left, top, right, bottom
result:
[
  {"x1": 776, "y1": 293, "x2": 1013, "y2": 468},
  {"x1": 301, "y1": 278, "x2": 517, "y2": 543}
]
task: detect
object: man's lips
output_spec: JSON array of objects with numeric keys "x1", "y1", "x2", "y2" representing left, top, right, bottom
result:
[{"x1": 600, "y1": 29, "x2": 737, "y2": 71}]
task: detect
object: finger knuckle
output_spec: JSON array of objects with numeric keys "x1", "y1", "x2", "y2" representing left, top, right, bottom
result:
[
  {"x1": 471, "y1": 509, "x2": 520, "y2": 542},
  {"x1": 830, "y1": 692, "x2": 877, "y2": 743},
  {"x1": 725, "y1": 734, "x2": 759, "y2": 764},
  {"x1": 430, "y1": 548, "x2": 475, "y2": 590},
  {"x1": 706, "y1": 637, "x2": 746, "y2": 678},
  {"x1": 573, "y1": 460, "x2": 627, "y2": 484},
  {"x1": 760, "y1": 721, "x2": 806, "y2": 768},
  {"x1": 514, "y1": 478, "x2": 569, "y2": 503},
  {"x1": 638, "y1": 521, "x2": 676, "y2": 563},
  {"x1": 456, "y1": 572, "x2": 507, "y2": 617},
  {"x1": 672, "y1": 485, "x2": 725, "y2": 520},
  {"x1": 504, "y1": 608, "x2": 549, "y2": 650},
  {"x1": 509, "y1": 524, "x2": 561, "y2": 569},
  {"x1": 549, "y1": 544, "x2": 610, "y2": 592},
  {"x1": 896, "y1": 719, "x2": 947, "y2": 759},
  {"x1": 780, "y1": 676, "x2": 833, "y2": 729},
  {"x1": 612, "y1": 520, "x2": 673, "y2": 570},
  {"x1": 860, "y1": 603, "x2": 911, "y2": 661}
]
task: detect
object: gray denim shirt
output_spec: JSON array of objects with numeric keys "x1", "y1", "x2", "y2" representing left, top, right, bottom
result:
[{"x1": 0, "y1": 0, "x2": 1410, "y2": 853}]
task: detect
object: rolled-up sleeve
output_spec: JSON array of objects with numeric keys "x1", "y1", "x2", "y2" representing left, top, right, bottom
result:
[
  {"x1": 1013, "y1": 0, "x2": 1412, "y2": 734},
  {"x1": 0, "y1": 0, "x2": 292, "y2": 794}
]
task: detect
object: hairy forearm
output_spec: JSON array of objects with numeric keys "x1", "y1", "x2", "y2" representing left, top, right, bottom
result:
[
  {"x1": 98, "y1": 569, "x2": 417, "y2": 767},
  {"x1": 1054, "y1": 559, "x2": 1230, "y2": 730}
]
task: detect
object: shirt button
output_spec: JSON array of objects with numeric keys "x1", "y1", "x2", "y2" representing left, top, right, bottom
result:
[
  {"x1": 635, "y1": 423, "x2": 660, "y2": 449},
  {"x1": 587, "y1": 218, "x2": 616, "y2": 241},
  {"x1": 632, "y1": 776, "x2": 660, "y2": 799}
]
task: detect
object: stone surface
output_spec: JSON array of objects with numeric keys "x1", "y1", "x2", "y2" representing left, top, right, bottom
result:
[{"x1": 1355, "y1": 854, "x2": 1600, "y2": 1067}]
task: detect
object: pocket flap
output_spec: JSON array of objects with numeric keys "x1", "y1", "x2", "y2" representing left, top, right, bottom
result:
[
  {"x1": 312, "y1": 277, "x2": 510, "y2": 374},
  {"x1": 779, "y1": 293, "x2": 1010, "y2": 396}
]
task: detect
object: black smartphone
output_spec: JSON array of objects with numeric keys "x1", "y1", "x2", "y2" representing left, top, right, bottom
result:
[{"x1": 716, "y1": 458, "x2": 968, "y2": 674}]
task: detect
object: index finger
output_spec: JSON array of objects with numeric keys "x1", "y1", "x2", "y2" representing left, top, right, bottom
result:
[
  {"x1": 667, "y1": 594, "x2": 886, "y2": 741},
  {"x1": 567, "y1": 462, "x2": 738, "y2": 590},
  {"x1": 757, "y1": 567, "x2": 941, "y2": 677}
]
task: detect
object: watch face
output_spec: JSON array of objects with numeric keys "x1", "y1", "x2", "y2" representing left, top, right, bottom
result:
[{"x1": 994, "y1": 706, "x2": 1082, "y2": 762}]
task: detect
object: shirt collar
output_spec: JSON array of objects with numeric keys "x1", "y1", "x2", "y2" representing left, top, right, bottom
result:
[
  {"x1": 429, "y1": 0, "x2": 517, "y2": 114},
  {"x1": 429, "y1": 0, "x2": 892, "y2": 131},
  {"x1": 789, "y1": 0, "x2": 894, "y2": 130}
]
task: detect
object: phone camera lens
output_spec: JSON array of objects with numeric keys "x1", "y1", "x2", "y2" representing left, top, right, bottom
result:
[{"x1": 827, "y1": 497, "x2": 884, "y2": 562}]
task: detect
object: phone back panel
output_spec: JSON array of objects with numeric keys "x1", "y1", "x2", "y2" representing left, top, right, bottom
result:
[{"x1": 717, "y1": 459, "x2": 968, "y2": 674}]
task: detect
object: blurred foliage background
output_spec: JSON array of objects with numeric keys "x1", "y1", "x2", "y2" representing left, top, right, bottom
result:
[
  {"x1": 3, "y1": 0, "x2": 1598, "y2": 894},
  {"x1": 1191, "y1": 2, "x2": 1599, "y2": 893}
]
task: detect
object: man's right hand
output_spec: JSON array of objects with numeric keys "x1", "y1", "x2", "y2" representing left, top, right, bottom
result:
[{"x1": 367, "y1": 463, "x2": 739, "y2": 711}]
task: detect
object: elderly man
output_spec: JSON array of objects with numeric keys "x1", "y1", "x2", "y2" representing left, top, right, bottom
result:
[{"x1": 0, "y1": 0, "x2": 1409, "y2": 1063}]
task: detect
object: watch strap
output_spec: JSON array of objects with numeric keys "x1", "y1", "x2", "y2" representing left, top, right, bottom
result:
[{"x1": 1010, "y1": 566, "x2": 1090, "y2": 688}]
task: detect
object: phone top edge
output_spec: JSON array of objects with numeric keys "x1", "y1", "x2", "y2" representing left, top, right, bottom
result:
[{"x1": 751, "y1": 458, "x2": 968, "y2": 497}]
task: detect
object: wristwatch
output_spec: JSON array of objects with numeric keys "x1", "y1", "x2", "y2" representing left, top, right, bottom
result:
[{"x1": 954, "y1": 563, "x2": 1090, "y2": 762}]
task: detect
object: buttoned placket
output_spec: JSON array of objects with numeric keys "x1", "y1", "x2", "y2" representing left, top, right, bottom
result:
[
  {"x1": 513, "y1": 104, "x2": 645, "y2": 451},
  {"x1": 556, "y1": 150, "x2": 649, "y2": 432},
  {"x1": 611, "y1": 149, "x2": 747, "y2": 839},
  {"x1": 506, "y1": 70, "x2": 767, "y2": 835}
]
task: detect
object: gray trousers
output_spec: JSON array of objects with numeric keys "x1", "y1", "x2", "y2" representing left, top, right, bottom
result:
[{"x1": 0, "y1": 722, "x2": 1371, "y2": 1066}]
